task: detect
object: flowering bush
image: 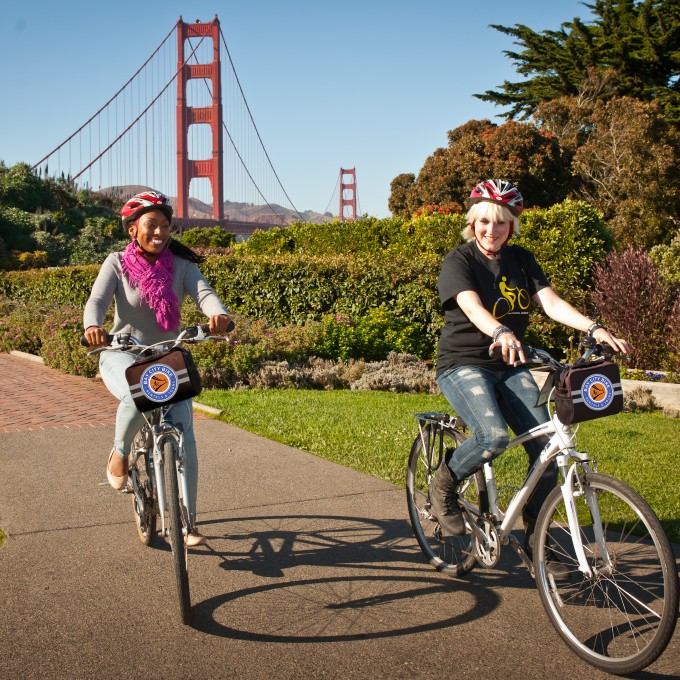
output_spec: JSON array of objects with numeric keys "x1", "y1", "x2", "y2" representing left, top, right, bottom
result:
[
  {"x1": 39, "y1": 306, "x2": 100, "y2": 377},
  {"x1": 0, "y1": 298, "x2": 43, "y2": 354}
]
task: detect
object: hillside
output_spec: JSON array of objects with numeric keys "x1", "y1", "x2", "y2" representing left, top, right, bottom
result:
[{"x1": 100, "y1": 185, "x2": 333, "y2": 225}]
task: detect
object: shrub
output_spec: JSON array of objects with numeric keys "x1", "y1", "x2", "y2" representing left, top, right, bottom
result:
[
  {"x1": 0, "y1": 265, "x2": 98, "y2": 306},
  {"x1": 15, "y1": 250, "x2": 48, "y2": 269},
  {"x1": 349, "y1": 353, "x2": 438, "y2": 393},
  {"x1": 623, "y1": 387, "x2": 659, "y2": 413},
  {"x1": 39, "y1": 306, "x2": 100, "y2": 377},
  {"x1": 0, "y1": 298, "x2": 43, "y2": 354},
  {"x1": 0, "y1": 205, "x2": 37, "y2": 252},
  {"x1": 650, "y1": 232, "x2": 680, "y2": 287},
  {"x1": 238, "y1": 212, "x2": 466, "y2": 260},
  {"x1": 591, "y1": 246, "x2": 678, "y2": 370},
  {"x1": 179, "y1": 226, "x2": 235, "y2": 248},
  {"x1": 515, "y1": 200, "x2": 615, "y2": 352},
  {"x1": 311, "y1": 309, "x2": 430, "y2": 361}
]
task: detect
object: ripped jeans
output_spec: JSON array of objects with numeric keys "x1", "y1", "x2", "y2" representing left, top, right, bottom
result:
[{"x1": 437, "y1": 364, "x2": 555, "y2": 521}]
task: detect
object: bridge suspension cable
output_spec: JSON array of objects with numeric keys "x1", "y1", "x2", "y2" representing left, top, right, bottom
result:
[
  {"x1": 31, "y1": 24, "x2": 176, "y2": 172},
  {"x1": 30, "y1": 17, "x2": 302, "y2": 225},
  {"x1": 219, "y1": 29, "x2": 303, "y2": 221}
]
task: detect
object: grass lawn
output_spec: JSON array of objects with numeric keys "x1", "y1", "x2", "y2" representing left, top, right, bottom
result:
[{"x1": 198, "y1": 389, "x2": 680, "y2": 543}]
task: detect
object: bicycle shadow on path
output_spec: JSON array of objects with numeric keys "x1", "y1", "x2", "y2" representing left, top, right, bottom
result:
[{"x1": 186, "y1": 508, "x2": 543, "y2": 643}]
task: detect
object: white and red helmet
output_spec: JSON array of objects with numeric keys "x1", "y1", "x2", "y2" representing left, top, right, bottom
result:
[
  {"x1": 121, "y1": 191, "x2": 173, "y2": 228},
  {"x1": 469, "y1": 179, "x2": 524, "y2": 216}
]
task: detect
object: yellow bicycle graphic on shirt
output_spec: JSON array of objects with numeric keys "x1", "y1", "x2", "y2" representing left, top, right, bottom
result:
[{"x1": 493, "y1": 277, "x2": 530, "y2": 319}]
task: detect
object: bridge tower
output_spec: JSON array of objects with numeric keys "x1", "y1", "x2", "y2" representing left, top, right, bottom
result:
[
  {"x1": 176, "y1": 16, "x2": 224, "y2": 220},
  {"x1": 339, "y1": 167, "x2": 357, "y2": 221}
]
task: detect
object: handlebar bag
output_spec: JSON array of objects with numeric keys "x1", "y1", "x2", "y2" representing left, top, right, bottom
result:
[
  {"x1": 125, "y1": 348, "x2": 201, "y2": 412},
  {"x1": 554, "y1": 359, "x2": 623, "y2": 424}
]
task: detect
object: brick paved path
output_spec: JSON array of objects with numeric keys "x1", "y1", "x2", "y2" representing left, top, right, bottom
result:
[{"x1": 0, "y1": 353, "x2": 118, "y2": 432}]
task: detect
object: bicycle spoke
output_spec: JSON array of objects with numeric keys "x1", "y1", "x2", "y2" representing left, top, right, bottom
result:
[{"x1": 534, "y1": 473, "x2": 678, "y2": 674}]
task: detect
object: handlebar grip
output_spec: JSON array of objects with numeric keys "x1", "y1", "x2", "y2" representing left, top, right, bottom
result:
[
  {"x1": 80, "y1": 334, "x2": 115, "y2": 348},
  {"x1": 488, "y1": 344, "x2": 530, "y2": 359},
  {"x1": 199, "y1": 320, "x2": 235, "y2": 334}
]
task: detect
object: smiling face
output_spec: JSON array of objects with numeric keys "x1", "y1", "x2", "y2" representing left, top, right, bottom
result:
[
  {"x1": 473, "y1": 215, "x2": 513, "y2": 256},
  {"x1": 128, "y1": 209, "x2": 171, "y2": 257},
  {"x1": 463, "y1": 201, "x2": 518, "y2": 258}
]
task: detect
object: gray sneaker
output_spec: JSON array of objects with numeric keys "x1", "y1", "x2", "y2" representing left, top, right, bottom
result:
[{"x1": 428, "y1": 462, "x2": 466, "y2": 536}]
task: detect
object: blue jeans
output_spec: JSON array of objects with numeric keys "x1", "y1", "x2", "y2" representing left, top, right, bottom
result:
[
  {"x1": 437, "y1": 364, "x2": 556, "y2": 520},
  {"x1": 99, "y1": 350, "x2": 199, "y2": 517}
]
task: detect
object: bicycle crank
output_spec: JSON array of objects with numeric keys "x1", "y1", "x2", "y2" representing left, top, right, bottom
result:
[{"x1": 473, "y1": 519, "x2": 501, "y2": 568}]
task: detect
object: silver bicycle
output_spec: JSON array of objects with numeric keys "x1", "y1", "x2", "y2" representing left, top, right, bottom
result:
[
  {"x1": 86, "y1": 324, "x2": 229, "y2": 625},
  {"x1": 406, "y1": 339, "x2": 678, "y2": 674}
]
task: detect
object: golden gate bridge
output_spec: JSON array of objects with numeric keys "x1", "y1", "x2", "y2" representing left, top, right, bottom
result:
[{"x1": 30, "y1": 16, "x2": 359, "y2": 235}]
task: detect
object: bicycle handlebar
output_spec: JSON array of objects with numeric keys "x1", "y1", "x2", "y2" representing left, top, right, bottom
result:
[
  {"x1": 80, "y1": 320, "x2": 235, "y2": 351},
  {"x1": 488, "y1": 337, "x2": 622, "y2": 370}
]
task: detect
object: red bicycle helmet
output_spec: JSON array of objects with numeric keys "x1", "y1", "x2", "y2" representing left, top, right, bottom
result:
[
  {"x1": 121, "y1": 191, "x2": 173, "y2": 228},
  {"x1": 469, "y1": 179, "x2": 524, "y2": 216}
]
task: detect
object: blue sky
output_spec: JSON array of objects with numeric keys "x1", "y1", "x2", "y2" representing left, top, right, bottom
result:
[{"x1": 1, "y1": 0, "x2": 592, "y2": 218}]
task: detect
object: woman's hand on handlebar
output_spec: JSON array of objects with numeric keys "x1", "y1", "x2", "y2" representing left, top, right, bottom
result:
[
  {"x1": 84, "y1": 325, "x2": 109, "y2": 348},
  {"x1": 208, "y1": 314, "x2": 234, "y2": 336},
  {"x1": 489, "y1": 331, "x2": 526, "y2": 366},
  {"x1": 592, "y1": 327, "x2": 629, "y2": 356}
]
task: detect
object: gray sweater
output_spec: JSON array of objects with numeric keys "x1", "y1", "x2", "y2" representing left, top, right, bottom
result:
[{"x1": 83, "y1": 252, "x2": 229, "y2": 345}]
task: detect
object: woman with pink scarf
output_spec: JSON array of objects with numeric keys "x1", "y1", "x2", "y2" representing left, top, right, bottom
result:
[{"x1": 83, "y1": 191, "x2": 231, "y2": 546}]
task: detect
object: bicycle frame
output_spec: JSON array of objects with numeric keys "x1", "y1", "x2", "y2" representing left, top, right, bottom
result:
[{"x1": 422, "y1": 409, "x2": 610, "y2": 579}]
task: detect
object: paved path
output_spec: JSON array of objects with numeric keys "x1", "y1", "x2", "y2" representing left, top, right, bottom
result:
[
  {"x1": 0, "y1": 354, "x2": 117, "y2": 432},
  {"x1": 0, "y1": 353, "x2": 678, "y2": 679}
]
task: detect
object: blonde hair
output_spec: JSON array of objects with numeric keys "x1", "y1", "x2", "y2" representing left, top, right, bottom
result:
[{"x1": 462, "y1": 201, "x2": 520, "y2": 241}]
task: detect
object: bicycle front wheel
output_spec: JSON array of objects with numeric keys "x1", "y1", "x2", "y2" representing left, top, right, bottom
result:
[
  {"x1": 534, "y1": 472, "x2": 678, "y2": 675},
  {"x1": 163, "y1": 440, "x2": 191, "y2": 625},
  {"x1": 406, "y1": 426, "x2": 486, "y2": 577}
]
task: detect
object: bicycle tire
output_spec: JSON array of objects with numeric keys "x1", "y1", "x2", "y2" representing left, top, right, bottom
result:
[
  {"x1": 533, "y1": 472, "x2": 678, "y2": 674},
  {"x1": 406, "y1": 426, "x2": 487, "y2": 577},
  {"x1": 130, "y1": 450, "x2": 156, "y2": 546},
  {"x1": 164, "y1": 439, "x2": 192, "y2": 625}
]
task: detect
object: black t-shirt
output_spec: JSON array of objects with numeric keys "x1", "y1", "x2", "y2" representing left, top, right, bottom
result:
[{"x1": 436, "y1": 242, "x2": 550, "y2": 376}]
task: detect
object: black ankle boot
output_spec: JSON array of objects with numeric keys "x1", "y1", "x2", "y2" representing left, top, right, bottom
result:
[{"x1": 428, "y1": 462, "x2": 466, "y2": 536}]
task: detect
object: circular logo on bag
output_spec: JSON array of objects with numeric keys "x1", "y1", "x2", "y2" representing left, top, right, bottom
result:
[
  {"x1": 581, "y1": 374, "x2": 614, "y2": 410},
  {"x1": 140, "y1": 364, "x2": 178, "y2": 402}
]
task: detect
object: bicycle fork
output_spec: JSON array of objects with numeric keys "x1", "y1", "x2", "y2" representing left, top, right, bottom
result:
[
  {"x1": 560, "y1": 462, "x2": 612, "y2": 579},
  {"x1": 152, "y1": 426, "x2": 190, "y2": 537}
]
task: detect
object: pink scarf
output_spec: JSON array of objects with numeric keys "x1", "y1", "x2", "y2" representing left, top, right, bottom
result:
[{"x1": 121, "y1": 242, "x2": 181, "y2": 332}]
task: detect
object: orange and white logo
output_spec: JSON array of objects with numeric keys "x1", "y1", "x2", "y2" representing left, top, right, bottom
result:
[
  {"x1": 581, "y1": 374, "x2": 614, "y2": 410},
  {"x1": 140, "y1": 364, "x2": 178, "y2": 402}
]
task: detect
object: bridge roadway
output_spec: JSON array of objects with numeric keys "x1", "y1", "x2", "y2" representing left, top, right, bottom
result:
[
  {"x1": 0, "y1": 352, "x2": 678, "y2": 679},
  {"x1": 172, "y1": 216, "x2": 282, "y2": 236}
]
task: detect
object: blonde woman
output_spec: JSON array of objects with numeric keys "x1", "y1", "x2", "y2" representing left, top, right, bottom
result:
[{"x1": 431, "y1": 179, "x2": 628, "y2": 568}]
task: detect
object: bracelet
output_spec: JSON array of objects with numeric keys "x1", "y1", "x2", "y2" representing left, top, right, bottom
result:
[
  {"x1": 492, "y1": 325, "x2": 512, "y2": 342},
  {"x1": 587, "y1": 322, "x2": 604, "y2": 336}
]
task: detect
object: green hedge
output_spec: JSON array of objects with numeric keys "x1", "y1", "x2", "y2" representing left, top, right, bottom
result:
[
  {"x1": 0, "y1": 265, "x2": 99, "y2": 306},
  {"x1": 0, "y1": 200, "x2": 615, "y2": 360}
]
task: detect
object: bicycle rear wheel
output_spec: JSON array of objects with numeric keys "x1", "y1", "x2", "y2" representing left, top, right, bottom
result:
[
  {"x1": 534, "y1": 472, "x2": 678, "y2": 674},
  {"x1": 406, "y1": 426, "x2": 486, "y2": 577},
  {"x1": 163, "y1": 439, "x2": 191, "y2": 625}
]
